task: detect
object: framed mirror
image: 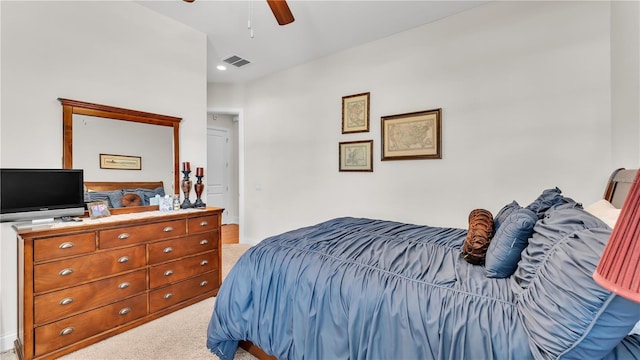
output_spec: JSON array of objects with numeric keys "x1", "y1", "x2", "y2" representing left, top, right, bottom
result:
[{"x1": 60, "y1": 98, "x2": 181, "y2": 208}]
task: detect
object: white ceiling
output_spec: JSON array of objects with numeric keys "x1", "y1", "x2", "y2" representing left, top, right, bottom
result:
[{"x1": 137, "y1": 0, "x2": 488, "y2": 84}]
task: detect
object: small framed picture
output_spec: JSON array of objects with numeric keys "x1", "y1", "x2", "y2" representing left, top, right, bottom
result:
[
  {"x1": 381, "y1": 108, "x2": 442, "y2": 160},
  {"x1": 339, "y1": 140, "x2": 373, "y2": 172},
  {"x1": 87, "y1": 200, "x2": 111, "y2": 219},
  {"x1": 100, "y1": 154, "x2": 142, "y2": 170},
  {"x1": 342, "y1": 92, "x2": 370, "y2": 134}
]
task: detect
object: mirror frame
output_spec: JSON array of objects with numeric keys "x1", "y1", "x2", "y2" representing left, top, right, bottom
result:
[{"x1": 59, "y1": 98, "x2": 181, "y2": 195}]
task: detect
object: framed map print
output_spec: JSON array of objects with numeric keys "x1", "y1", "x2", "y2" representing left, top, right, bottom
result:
[
  {"x1": 339, "y1": 140, "x2": 373, "y2": 172},
  {"x1": 342, "y1": 92, "x2": 370, "y2": 134},
  {"x1": 381, "y1": 108, "x2": 442, "y2": 160}
]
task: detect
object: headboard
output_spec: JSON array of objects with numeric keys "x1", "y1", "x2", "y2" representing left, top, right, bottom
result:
[
  {"x1": 85, "y1": 181, "x2": 164, "y2": 192},
  {"x1": 604, "y1": 168, "x2": 638, "y2": 208}
]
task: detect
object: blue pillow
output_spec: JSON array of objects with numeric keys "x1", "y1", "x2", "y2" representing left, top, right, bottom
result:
[
  {"x1": 106, "y1": 190, "x2": 124, "y2": 208},
  {"x1": 485, "y1": 208, "x2": 537, "y2": 278},
  {"x1": 512, "y1": 203, "x2": 640, "y2": 359},
  {"x1": 525, "y1": 187, "x2": 575, "y2": 218},
  {"x1": 493, "y1": 201, "x2": 521, "y2": 231},
  {"x1": 86, "y1": 190, "x2": 119, "y2": 207}
]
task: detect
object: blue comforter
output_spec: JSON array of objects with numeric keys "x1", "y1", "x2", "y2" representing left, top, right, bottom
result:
[{"x1": 207, "y1": 213, "x2": 640, "y2": 359}]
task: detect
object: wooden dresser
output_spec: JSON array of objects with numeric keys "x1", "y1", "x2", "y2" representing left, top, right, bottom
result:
[{"x1": 14, "y1": 207, "x2": 223, "y2": 360}]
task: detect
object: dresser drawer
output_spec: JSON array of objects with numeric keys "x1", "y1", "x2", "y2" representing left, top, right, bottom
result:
[
  {"x1": 99, "y1": 220, "x2": 186, "y2": 249},
  {"x1": 149, "y1": 251, "x2": 218, "y2": 289},
  {"x1": 148, "y1": 232, "x2": 218, "y2": 265},
  {"x1": 187, "y1": 214, "x2": 219, "y2": 234},
  {"x1": 149, "y1": 272, "x2": 218, "y2": 313},
  {"x1": 34, "y1": 269, "x2": 147, "y2": 325},
  {"x1": 34, "y1": 245, "x2": 145, "y2": 293},
  {"x1": 34, "y1": 232, "x2": 96, "y2": 262},
  {"x1": 34, "y1": 294, "x2": 147, "y2": 356}
]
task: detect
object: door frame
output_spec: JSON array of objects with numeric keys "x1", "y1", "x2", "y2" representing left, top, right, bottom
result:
[{"x1": 207, "y1": 107, "x2": 244, "y2": 242}]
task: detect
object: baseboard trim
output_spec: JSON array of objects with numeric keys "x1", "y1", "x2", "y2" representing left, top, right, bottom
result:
[{"x1": 1, "y1": 331, "x2": 16, "y2": 352}]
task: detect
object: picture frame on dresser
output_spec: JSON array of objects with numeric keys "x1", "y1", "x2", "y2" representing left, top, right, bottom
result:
[{"x1": 87, "y1": 200, "x2": 111, "y2": 219}]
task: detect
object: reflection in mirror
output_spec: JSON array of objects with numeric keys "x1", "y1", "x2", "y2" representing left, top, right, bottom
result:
[
  {"x1": 60, "y1": 98, "x2": 181, "y2": 210},
  {"x1": 73, "y1": 114, "x2": 174, "y2": 189}
]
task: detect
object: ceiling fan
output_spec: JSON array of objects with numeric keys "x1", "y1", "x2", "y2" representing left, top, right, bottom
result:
[{"x1": 182, "y1": 0, "x2": 295, "y2": 26}]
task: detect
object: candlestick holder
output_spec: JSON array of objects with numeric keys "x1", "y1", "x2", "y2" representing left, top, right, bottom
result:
[
  {"x1": 180, "y1": 170, "x2": 193, "y2": 209},
  {"x1": 194, "y1": 175, "x2": 206, "y2": 208}
]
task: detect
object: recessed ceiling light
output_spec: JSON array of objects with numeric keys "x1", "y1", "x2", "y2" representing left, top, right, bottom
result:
[{"x1": 216, "y1": 65, "x2": 227, "y2": 71}]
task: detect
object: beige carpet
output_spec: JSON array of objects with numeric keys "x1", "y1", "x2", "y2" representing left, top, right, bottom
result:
[{"x1": 2, "y1": 244, "x2": 255, "y2": 360}]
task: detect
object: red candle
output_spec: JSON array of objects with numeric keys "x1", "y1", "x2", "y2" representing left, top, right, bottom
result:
[
  {"x1": 182, "y1": 162, "x2": 190, "y2": 171},
  {"x1": 196, "y1": 167, "x2": 204, "y2": 176}
]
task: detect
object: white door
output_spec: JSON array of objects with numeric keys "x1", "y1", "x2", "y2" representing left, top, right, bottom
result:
[{"x1": 207, "y1": 127, "x2": 230, "y2": 223}]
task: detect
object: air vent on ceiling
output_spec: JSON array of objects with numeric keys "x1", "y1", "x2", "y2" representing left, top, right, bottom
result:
[{"x1": 223, "y1": 55, "x2": 251, "y2": 68}]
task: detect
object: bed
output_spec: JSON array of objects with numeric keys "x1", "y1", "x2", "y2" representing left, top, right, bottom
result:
[{"x1": 207, "y1": 169, "x2": 640, "y2": 359}]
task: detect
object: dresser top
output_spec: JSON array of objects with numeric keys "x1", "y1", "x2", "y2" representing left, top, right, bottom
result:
[{"x1": 14, "y1": 207, "x2": 223, "y2": 236}]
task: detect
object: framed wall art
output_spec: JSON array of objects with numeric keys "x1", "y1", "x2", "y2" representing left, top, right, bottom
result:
[
  {"x1": 339, "y1": 140, "x2": 373, "y2": 172},
  {"x1": 342, "y1": 92, "x2": 370, "y2": 134},
  {"x1": 100, "y1": 153, "x2": 142, "y2": 170},
  {"x1": 381, "y1": 108, "x2": 442, "y2": 160}
]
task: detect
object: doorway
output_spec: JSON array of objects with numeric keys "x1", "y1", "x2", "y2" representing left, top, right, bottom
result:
[{"x1": 206, "y1": 112, "x2": 240, "y2": 226}]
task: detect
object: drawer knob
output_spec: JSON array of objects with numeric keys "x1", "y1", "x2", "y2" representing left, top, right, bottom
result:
[
  {"x1": 164, "y1": 270, "x2": 174, "y2": 277},
  {"x1": 59, "y1": 242, "x2": 74, "y2": 249},
  {"x1": 163, "y1": 247, "x2": 173, "y2": 253},
  {"x1": 118, "y1": 233, "x2": 130, "y2": 240},
  {"x1": 164, "y1": 293, "x2": 173, "y2": 300},
  {"x1": 59, "y1": 268, "x2": 74, "y2": 276},
  {"x1": 60, "y1": 327, "x2": 74, "y2": 336},
  {"x1": 59, "y1": 297, "x2": 74, "y2": 306},
  {"x1": 200, "y1": 280, "x2": 208, "y2": 287},
  {"x1": 199, "y1": 221, "x2": 209, "y2": 227},
  {"x1": 163, "y1": 226, "x2": 174, "y2": 232},
  {"x1": 200, "y1": 260, "x2": 209, "y2": 266},
  {"x1": 119, "y1": 307, "x2": 131, "y2": 315},
  {"x1": 117, "y1": 256, "x2": 130, "y2": 263},
  {"x1": 118, "y1": 282, "x2": 130, "y2": 289},
  {"x1": 199, "y1": 239, "x2": 209, "y2": 245}
]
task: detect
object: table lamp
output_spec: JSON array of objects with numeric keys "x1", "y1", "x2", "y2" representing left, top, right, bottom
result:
[{"x1": 594, "y1": 169, "x2": 640, "y2": 302}]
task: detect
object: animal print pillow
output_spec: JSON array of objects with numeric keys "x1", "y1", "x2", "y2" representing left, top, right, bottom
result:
[{"x1": 461, "y1": 209, "x2": 494, "y2": 265}]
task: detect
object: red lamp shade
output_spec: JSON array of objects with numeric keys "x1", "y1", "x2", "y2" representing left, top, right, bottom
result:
[{"x1": 594, "y1": 170, "x2": 640, "y2": 303}]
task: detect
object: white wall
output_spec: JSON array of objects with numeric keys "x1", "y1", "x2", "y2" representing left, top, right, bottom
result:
[
  {"x1": 0, "y1": 1, "x2": 207, "y2": 350},
  {"x1": 210, "y1": 1, "x2": 634, "y2": 244},
  {"x1": 611, "y1": 0, "x2": 640, "y2": 167}
]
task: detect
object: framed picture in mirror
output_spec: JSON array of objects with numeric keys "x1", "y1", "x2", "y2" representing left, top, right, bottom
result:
[{"x1": 100, "y1": 154, "x2": 142, "y2": 170}]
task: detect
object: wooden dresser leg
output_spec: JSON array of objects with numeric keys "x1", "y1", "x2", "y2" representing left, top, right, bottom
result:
[{"x1": 239, "y1": 340, "x2": 277, "y2": 360}]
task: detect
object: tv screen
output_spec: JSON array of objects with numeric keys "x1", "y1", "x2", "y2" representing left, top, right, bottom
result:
[{"x1": 0, "y1": 168, "x2": 85, "y2": 223}]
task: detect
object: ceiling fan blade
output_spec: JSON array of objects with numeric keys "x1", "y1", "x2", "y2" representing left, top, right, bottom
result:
[
  {"x1": 266, "y1": 0, "x2": 295, "y2": 26},
  {"x1": 182, "y1": 0, "x2": 294, "y2": 26}
]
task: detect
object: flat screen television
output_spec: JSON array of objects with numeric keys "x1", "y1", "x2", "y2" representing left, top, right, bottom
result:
[{"x1": 0, "y1": 168, "x2": 85, "y2": 223}]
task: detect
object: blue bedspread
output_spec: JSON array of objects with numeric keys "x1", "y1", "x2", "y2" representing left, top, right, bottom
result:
[{"x1": 207, "y1": 215, "x2": 640, "y2": 359}]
